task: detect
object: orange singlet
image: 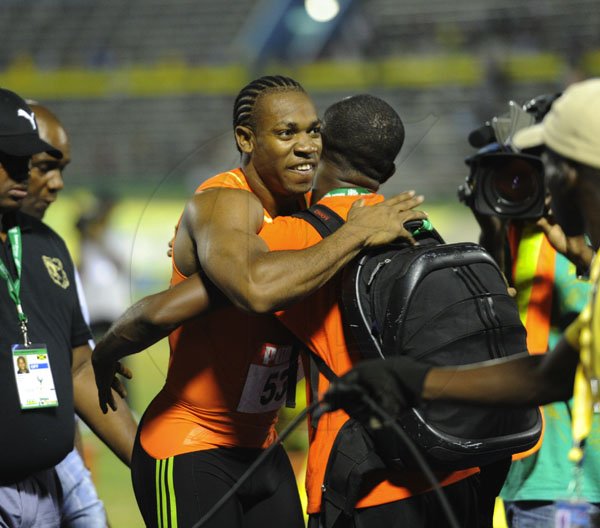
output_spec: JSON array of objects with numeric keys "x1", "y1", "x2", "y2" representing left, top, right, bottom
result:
[
  {"x1": 260, "y1": 190, "x2": 479, "y2": 514},
  {"x1": 140, "y1": 169, "x2": 301, "y2": 459}
]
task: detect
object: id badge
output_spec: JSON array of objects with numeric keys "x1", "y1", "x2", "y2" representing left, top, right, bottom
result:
[
  {"x1": 12, "y1": 344, "x2": 58, "y2": 409},
  {"x1": 554, "y1": 499, "x2": 591, "y2": 527}
]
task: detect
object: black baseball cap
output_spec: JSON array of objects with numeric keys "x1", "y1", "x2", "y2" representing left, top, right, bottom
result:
[{"x1": 0, "y1": 88, "x2": 62, "y2": 159}]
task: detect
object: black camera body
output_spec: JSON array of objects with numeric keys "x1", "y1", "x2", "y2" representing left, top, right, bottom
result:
[
  {"x1": 458, "y1": 145, "x2": 545, "y2": 220},
  {"x1": 458, "y1": 93, "x2": 562, "y2": 220}
]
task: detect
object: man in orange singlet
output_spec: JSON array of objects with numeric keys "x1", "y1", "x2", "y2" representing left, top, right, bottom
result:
[
  {"x1": 92, "y1": 94, "x2": 480, "y2": 527},
  {"x1": 93, "y1": 78, "x2": 426, "y2": 528}
]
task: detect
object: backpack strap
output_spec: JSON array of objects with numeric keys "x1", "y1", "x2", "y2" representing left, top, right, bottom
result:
[
  {"x1": 292, "y1": 204, "x2": 344, "y2": 421},
  {"x1": 285, "y1": 344, "x2": 300, "y2": 408},
  {"x1": 293, "y1": 203, "x2": 388, "y2": 524},
  {"x1": 285, "y1": 338, "x2": 338, "y2": 417},
  {"x1": 292, "y1": 204, "x2": 345, "y2": 238},
  {"x1": 303, "y1": 345, "x2": 338, "y2": 428},
  {"x1": 305, "y1": 346, "x2": 338, "y2": 382}
]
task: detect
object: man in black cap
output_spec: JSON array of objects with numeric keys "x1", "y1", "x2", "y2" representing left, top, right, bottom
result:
[
  {"x1": 0, "y1": 88, "x2": 137, "y2": 527},
  {"x1": 20, "y1": 100, "x2": 117, "y2": 527}
]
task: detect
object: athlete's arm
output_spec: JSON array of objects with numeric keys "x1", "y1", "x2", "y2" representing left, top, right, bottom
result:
[
  {"x1": 92, "y1": 273, "x2": 210, "y2": 412},
  {"x1": 186, "y1": 187, "x2": 427, "y2": 314},
  {"x1": 72, "y1": 344, "x2": 138, "y2": 464}
]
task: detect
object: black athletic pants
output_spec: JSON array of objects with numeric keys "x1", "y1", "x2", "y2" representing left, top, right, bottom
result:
[{"x1": 131, "y1": 434, "x2": 304, "y2": 528}]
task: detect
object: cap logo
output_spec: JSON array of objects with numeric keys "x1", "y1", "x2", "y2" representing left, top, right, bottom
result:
[{"x1": 17, "y1": 108, "x2": 37, "y2": 131}]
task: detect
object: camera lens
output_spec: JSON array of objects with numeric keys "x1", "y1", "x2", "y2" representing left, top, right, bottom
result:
[
  {"x1": 474, "y1": 154, "x2": 546, "y2": 219},
  {"x1": 492, "y1": 159, "x2": 538, "y2": 204}
]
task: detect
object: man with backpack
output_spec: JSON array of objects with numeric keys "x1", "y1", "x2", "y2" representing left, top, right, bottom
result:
[
  {"x1": 92, "y1": 94, "x2": 483, "y2": 527},
  {"x1": 262, "y1": 94, "x2": 483, "y2": 528},
  {"x1": 334, "y1": 78, "x2": 600, "y2": 523}
]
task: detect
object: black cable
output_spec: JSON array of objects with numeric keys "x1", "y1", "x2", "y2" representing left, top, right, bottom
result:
[
  {"x1": 192, "y1": 400, "x2": 320, "y2": 528},
  {"x1": 359, "y1": 393, "x2": 461, "y2": 528},
  {"x1": 192, "y1": 392, "x2": 460, "y2": 528}
]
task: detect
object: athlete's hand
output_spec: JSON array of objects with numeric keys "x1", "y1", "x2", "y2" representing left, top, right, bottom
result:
[
  {"x1": 166, "y1": 225, "x2": 177, "y2": 258},
  {"x1": 92, "y1": 344, "x2": 133, "y2": 413},
  {"x1": 345, "y1": 191, "x2": 427, "y2": 248}
]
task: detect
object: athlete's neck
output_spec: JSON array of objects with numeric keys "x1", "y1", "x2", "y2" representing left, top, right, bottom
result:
[
  {"x1": 241, "y1": 166, "x2": 306, "y2": 218},
  {"x1": 311, "y1": 160, "x2": 379, "y2": 204}
]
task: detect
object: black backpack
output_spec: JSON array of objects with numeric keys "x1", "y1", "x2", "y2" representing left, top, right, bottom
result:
[{"x1": 293, "y1": 203, "x2": 542, "y2": 471}]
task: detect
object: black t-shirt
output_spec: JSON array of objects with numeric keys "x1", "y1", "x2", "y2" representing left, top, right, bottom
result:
[{"x1": 0, "y1": 212, "x2": 92, "y2": 483}]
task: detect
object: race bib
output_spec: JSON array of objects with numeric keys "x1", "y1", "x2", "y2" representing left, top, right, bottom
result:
[
  {"x1": 237, "y1": 344, "x2": 299, "y2": 413},
  {"x1": 12, "y1": 344, "x2": 58, "y2": 410}
]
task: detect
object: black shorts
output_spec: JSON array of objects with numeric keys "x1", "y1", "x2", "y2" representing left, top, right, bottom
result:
[{"x1": 131, "y1": 434, "x2": 304, "y2": 528}]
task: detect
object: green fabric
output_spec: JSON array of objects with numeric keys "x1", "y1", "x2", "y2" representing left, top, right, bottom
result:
[
  {"x1": 500, "y1": 249, "x2": 600, "y2": 502},
  {"x1": 166, "y1": 457, "x2": 178, "y2": 527},
  {"x1": 0, "y1": 227, "x2": 27, "y2": 321},
  {"x1": 321, "y1": 187, "x2": 372, "y2": 197}
]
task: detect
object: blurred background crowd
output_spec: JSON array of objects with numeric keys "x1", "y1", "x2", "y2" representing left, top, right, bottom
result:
[
  {"x1": 2, "y1": 0, "x2": 600, "y2": 525},
  {"x1": 4, "y1": 0, "x2": 599, "y2": 197}
]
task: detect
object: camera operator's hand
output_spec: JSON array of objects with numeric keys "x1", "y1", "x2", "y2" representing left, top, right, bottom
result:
[
  {"x1": 537, "y1": 205, "x2": 594, "y2": 276},
  {"x1": 461, "y1": 179, "x2": 508, "y2": 269},
  {"x1": 325, "y1": 357, "x2": 433, "y2": 424},
  {"x1": 475, "y1": 214, "x2": 509, "y2": 270},
  {"x1": 540, "y1": 226, "x2": 593, "y2": 276}
]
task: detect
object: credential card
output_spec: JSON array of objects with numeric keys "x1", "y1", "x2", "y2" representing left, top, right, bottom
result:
[{"x1": 12, "y1": 344, "x2": 58, "y2": 410}]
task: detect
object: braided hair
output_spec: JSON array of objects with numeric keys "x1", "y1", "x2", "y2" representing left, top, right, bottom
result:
[{"x1": 233, "y1": 75, "x2": 305, "y2": 152}]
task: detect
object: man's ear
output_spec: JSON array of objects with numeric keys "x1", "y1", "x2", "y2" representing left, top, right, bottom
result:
[{"x1": 235, "y1": 125, "x2": 254, "y2": 154}]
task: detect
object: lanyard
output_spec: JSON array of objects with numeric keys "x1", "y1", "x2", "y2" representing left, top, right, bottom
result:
[
  {"x1": 0, "y1": 226, "x2": 29, "y2": 344},
  {"x1": 321, "y1": 187, "x2": 373, "y2": 198}
]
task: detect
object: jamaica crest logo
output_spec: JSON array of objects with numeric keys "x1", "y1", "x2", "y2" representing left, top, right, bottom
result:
[{"x1": 42, "y1": 256, "x2": 70, "y2": 289}]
